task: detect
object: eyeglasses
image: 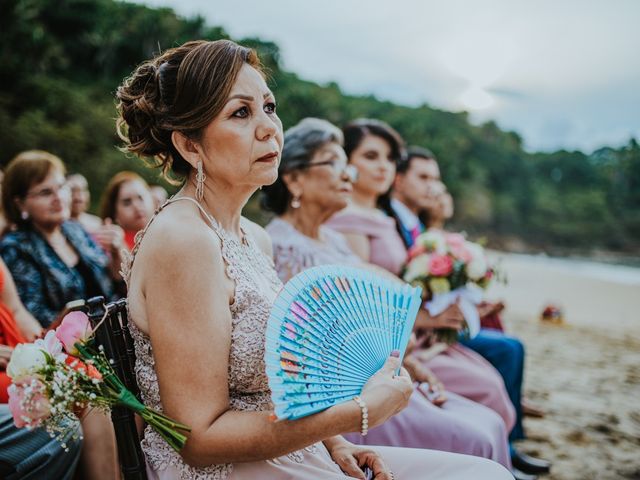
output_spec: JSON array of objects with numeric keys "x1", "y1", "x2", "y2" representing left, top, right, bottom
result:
[
  {"x1": 25, "y1": 183, "x2": 71, "y2": 200},
  {"x1": 291, "y1": 161, "x2": 359, "y2": 183}
]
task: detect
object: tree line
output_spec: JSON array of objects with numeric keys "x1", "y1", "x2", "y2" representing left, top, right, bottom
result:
[{"x1": 1, "y1": 0, "x2": 638, "y2": 255}]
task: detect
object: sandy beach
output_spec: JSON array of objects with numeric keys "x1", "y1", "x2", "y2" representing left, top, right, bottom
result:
[{"x1": 485, "y1": 253, "x2": 640, "y2": 479}]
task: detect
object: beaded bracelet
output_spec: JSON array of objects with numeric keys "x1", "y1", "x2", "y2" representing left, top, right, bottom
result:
[{"x1": 352, "y1": 395, "x2": 369, "y2": 436}]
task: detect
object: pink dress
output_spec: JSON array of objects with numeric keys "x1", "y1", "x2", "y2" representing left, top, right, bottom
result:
[
  {"x1": 326, "y1": 208, "x2": 407, "y2": 276},
  {"x1": 326, "y1": 206, "x2": 517, "y2": 431},
  {"x1": 267, "y1": 218, "x2": 511, "y2": 468},
  {"x1": 424, "y1": 344, "x2": 516, "y2": 431},
  {"x1": 125, "y1": 199, "x2": 512, "y2": 480}
]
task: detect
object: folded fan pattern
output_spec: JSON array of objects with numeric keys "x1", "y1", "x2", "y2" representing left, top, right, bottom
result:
[{"x1": 265, "y1": 265, "x2": 422, "y2": 420}]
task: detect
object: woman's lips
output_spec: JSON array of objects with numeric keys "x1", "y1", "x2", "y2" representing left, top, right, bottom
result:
[{"x1": 256, "y1": 152, "x2": 279, "y2": 162}]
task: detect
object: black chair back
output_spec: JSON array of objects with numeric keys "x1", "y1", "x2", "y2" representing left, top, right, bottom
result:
[{"x1": 86, "y1": 296, "x2": 148, "y2": 480}]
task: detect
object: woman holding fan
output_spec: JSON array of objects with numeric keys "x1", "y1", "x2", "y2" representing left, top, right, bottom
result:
[{"x1": 116, "y1": 39, "x2": 511, "y2": 479}]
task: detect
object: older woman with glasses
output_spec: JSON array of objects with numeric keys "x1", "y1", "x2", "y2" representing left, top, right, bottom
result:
[
  {"x1": 262, "y1": 118, "x2": 512, "y2": 470},
  {"x1": 262, "y1": 118, "x2": 361, "y2": 280},
  {"x1": 0, "y1": 150, "x2": 118, "y2": 479},
  {"x1": 0, "y1": 151, "x2": 116, "y2": 328}
]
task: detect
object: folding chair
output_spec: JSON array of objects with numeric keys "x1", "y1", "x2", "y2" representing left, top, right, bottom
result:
[{"x1": 85, "y1": 296, "x2": 148, "y2": 480}]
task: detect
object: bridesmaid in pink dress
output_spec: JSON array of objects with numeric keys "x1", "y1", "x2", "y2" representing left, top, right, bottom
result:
[
  {"x1": 116, "y1": 41, "x2": 512, "y2": 480},
  {"x1": 325, "y1": 119, "x2": 517, "y2": 433}
]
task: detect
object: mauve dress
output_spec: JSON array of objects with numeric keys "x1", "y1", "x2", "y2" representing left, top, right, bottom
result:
[
  {"x1": 125, "y1": 199, "x2": 512, "y2": 480},
  {"x1": 267, "y1": 218, "x2": 511, "y2": 468},
  {"x1": 326, "y1": 209, "x2": 517, "y2": 432}
]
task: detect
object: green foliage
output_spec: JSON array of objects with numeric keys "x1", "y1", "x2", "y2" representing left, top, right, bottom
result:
[{"x1": 0, "y1": 0, "x2": 637, "y2": 253}]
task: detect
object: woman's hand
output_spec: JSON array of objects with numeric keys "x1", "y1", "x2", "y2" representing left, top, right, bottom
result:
[
  {"x1": 94, "y1": 219, "x2": 126, "y2": 253},
  {"x1": 15, "y1": 316, "x2": 43, "y2": 342},
  {"x1": 477, "y1": 301, "x2": 505, "y2": 319},
  {"x1": 402, "y1": 356, "x2": 447, "y2": 406},
  {"x1": 415, "y1": 301, "x2": 464, "y2": 330},
  {"x1": 359, "y1": 353, "x2": 413, "y2": 429},
  {"x1": 0, "y1": 345, "x2": 13, "y2": 369},
  {"x1": 415, "y1": 367, "x2": 447, "y2": 407},
  {"x1": 325, "y1": 437, "x2": 394, "y2": 480}
]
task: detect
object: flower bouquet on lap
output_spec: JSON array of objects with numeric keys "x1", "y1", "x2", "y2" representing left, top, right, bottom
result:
[
  {"x1": 7, "y1": 311, "x2": 190, "y2": 452},
  {"x1": 402, "y1": 230, "x2": 498, "y2": 344}
]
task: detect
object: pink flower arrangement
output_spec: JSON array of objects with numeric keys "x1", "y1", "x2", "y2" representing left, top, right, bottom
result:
[
  {"x1": 55, "y1": 311, "x2": 92, "y2": 356},
  {"x1": 445, "y1": 233, "x2": 466, "y2": 248},
  {"x1": 402, "y1": 229, "x2": 502, "y2": 343},
  {"x1": 429, "y1": 254, "x2": 453, "y2": 276},
  {"x1": 8, "y1": 377, "x2": 51, "y2": 428},
  {"x1": 403, "y1": 230, "x2": 493, "y2": 293},
  {"x1": 6, "y1": 310, "x2": 190, "y2": 452},
  {"x1": 449, "y1": 243, "x2": 473, "y2": 263}
]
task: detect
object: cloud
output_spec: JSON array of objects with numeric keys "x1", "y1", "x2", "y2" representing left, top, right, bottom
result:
[{"x1": 138, "y1": 0, "x2": 640, "y2": 152}]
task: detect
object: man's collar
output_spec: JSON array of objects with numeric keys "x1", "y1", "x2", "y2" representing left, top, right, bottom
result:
[{"x1": 391, "y1": 198, "x2": 419, "y2": 230}]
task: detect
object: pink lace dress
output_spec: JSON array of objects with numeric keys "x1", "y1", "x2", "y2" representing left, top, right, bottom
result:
[{"x1": 125, "y1": 197, "x2": 511, "y2": 479}]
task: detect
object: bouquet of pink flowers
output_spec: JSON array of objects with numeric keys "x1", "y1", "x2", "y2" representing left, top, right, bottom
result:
[
  {"x1": 402, "y1": 230, "x2": 500, "y2": 343},
  {"x1": 7, "y1": 311, "x2": 190, "y2": 452}
]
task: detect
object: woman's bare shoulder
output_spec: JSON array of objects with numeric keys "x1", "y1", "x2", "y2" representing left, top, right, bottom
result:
[{"x1": 137, "y1": 203, "x2": 223, "y2": 270}]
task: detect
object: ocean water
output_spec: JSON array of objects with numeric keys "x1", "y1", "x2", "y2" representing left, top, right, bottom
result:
[{"x1": 491, "y1": 252, "x2": 640, "y2": 287}]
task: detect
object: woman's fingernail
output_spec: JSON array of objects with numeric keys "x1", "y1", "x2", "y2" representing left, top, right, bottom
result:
[{"x1": 390, "y1": 349, "x2": 400, "y2": 358}]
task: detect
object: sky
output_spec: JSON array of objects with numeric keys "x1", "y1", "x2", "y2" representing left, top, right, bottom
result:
[{"x1": 138, "y1": 0, "x2": 640, "y2": 153}]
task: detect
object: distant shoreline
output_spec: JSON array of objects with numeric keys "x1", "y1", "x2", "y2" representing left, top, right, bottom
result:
[
  {"x1": 485, "y1": 250, "x2": 640, "y2": 341},
  {"x1": 483, "y1": 237, "x2": 640, "y2": 268},
  {"x1": 489, "y1": 250, "x2": 640, "y2": 286},
  {"x1": 505, "y1": 248, "x2": 640, "y2": 269}
]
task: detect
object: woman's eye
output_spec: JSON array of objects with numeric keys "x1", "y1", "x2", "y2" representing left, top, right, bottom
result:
[
  {"x1": 233, "y1": 106, "x2": 250, "y2": 118},
  {"x1": 264, "y1": 102, "x2": 277, "y2": 114}
]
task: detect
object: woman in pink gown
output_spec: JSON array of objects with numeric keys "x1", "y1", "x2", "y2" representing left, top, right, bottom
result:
[
  {"x1": 116, "y1": 40, "x2": 512, "y2": 479},
  {"x1": 325, "y1": 119, "x2": 517, "y2": 432}
]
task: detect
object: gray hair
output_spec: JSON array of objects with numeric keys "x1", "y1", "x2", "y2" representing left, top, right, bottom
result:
[{"x1": 280, "y1": 118, "x2": 344, "y2": 172}]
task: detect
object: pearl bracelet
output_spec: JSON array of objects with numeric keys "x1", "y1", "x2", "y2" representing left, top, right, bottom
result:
[{"x1": 352, "y1": 395, "x2": 369, "y2": 436}]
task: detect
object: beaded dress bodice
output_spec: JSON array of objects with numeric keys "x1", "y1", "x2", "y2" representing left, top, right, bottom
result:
[{"x1": 124, "y1": 197, "x2": 312, "y2": 479}]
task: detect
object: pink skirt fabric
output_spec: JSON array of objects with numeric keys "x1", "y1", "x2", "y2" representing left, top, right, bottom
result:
[
  {"x1": 424, "y1": 344, "x2": 517, "y2": 431},
  {"x1": 343, "y1": 389, "x2": 511, "y2": 468},
  {"x1": 146, "y1": 442, "x2": 512, "y2": 479}
]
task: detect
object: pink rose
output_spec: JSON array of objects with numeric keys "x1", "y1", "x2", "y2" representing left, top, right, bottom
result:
[
  {"x1": 429, "y1": 254, "x2": 454, "y2": 276},
  {"x1": 56, "y1": 311, "x2": 92, "y2": 356},
  {"x1": 450, "y1": 244, "x2": 472, "y2": 263},
  {"x1": 8, "y1": 377, "x2": 51, "y2": 428},
  {"x1": 446, "y1": 233, "x2": 466, "y2": 248}
]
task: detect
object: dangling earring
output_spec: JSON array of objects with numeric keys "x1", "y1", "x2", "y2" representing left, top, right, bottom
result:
[
  {"x1": 291, "y1": 194, "x2": 301, "y2": 209},
  {"x1": 21, "y1": 211, "x2": 29, "y2": 221},
  {"x1": 195, "y1": 160, "x2": 206, "y2": 201}
]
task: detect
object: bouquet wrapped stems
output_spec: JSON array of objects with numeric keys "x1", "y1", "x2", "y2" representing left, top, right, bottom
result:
[
  {"x1": 75, "y1": 343, "x2": 190, "y2": 452},
  {"x1": 7, "y1": 311, "x2": 191, "y2": 453}
]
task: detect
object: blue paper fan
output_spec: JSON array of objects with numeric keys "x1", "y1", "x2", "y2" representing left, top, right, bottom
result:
[{"x1": 265, "y1": 265, "x2": 422, "y2": 420}]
